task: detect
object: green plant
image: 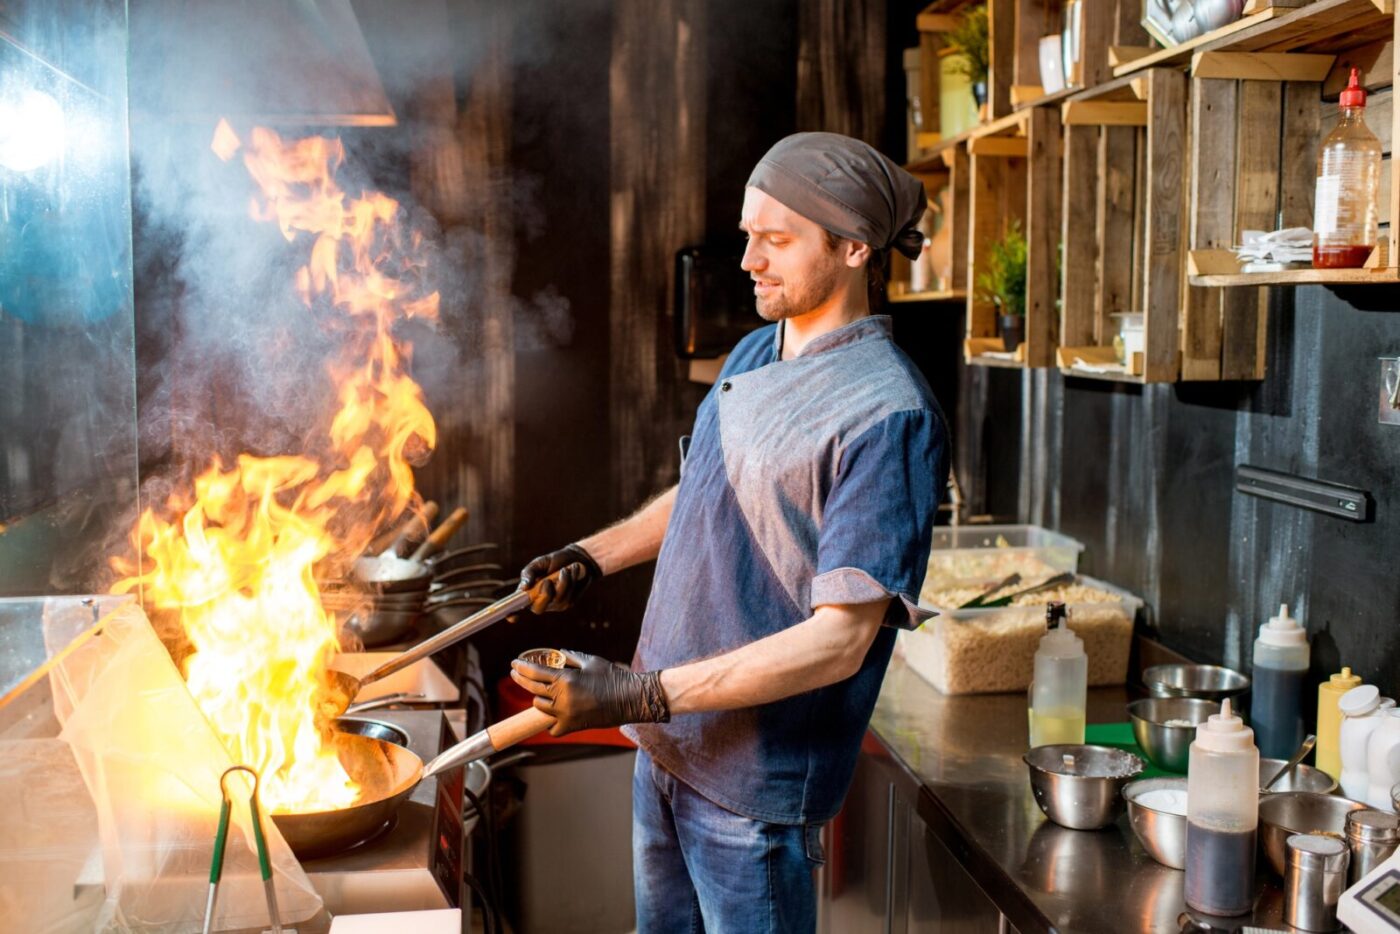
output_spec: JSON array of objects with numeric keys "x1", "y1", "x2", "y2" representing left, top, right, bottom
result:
[
  {"x1": 975, "y1": 222, "x2": 1027, "y2": 317},
  {"x1": 947, "y1": 5, "x2": 990, "y2": 86}
]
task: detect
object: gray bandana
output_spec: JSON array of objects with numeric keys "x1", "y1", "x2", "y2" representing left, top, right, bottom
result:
[{"x1": 746, "y1": 132, "x2": 928, "y2": 260}]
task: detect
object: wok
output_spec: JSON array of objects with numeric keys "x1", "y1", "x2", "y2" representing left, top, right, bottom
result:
[{"x1": 277, "y1": 651, "x2": 571, "y2": 859}]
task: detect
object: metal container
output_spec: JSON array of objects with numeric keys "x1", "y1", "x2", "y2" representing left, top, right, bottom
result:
[
  {"x1": 1127, "y1": 697, "x2": 1219, "y2": 773},
  {"x1": 1346, "y1": 809, "x2": 1400, "y2": 884},
  {"x1": 1259, "y1": 791, "x2": 1368, "y2": 876},
  {"x1": 1259, "y1": 757, "x2": 1337, "y2": 795},
  {"x1": 1142, "y1": 664, "x2": 1251, "y2": 703},
  {"x1": 1284, "y1": 833, "x2": 1348, "y2": 932},
  {"x1": 1124, "y1": 777, "x2": 1188, "y2": 868},
  {"x1": 1024, "y1": 744, "x2": 1144, "y2": 830}
]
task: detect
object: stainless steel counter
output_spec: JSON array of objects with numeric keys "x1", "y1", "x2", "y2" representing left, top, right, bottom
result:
[{"x1": 868, "y1": 653, "x2": 1289, "y2": 934}]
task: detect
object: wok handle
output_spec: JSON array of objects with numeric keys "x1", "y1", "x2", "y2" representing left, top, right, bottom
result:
[
  {"x1": 421, "y1": 707, "x2": 555, "y2": 780},
  {"x1": 411, "y1": 506, "x2": 470, "y2": 561},
  {"x1": 360, "y1": 588, "x2": 533, "y2": 686}
]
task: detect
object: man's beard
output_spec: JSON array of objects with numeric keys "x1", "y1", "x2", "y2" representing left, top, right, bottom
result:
[{"x1": 755, "y1": 255, "x2": 846, "y2": 322}]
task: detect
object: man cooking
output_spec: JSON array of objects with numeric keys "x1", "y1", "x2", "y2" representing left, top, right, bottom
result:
[{"x1": 511, "y1": 131, "x2": 949, "y2": 933}]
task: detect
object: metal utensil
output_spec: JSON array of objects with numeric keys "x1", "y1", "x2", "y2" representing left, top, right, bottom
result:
[
  {"x1": 1127, "y1": 697, "x2": 1219, "y2": 773},
  {"x1": 323, "y1": 587, "x2": 535, "y2": 718},
  {"x1": 1024, "y1": 744, "x2": 1144, "y2": 830},
  {"x1": 1260, "y1": 757, "x2": 1337, "y2": 795},
  {"x1": 958, "y1": 573, "x2": 1022, "y2": 609},
  {"x1": 204, "y1": 765, "x2": 282, "y2": 934},
  {"x1": 1142, "y1": 663, "x2": 1251, "y2": 702},
  {"x1": 980, "y1": 572, "x2": 1076, "y2": 609},
  {"x1": 409, "y1": 506, "x2": 470, "y2": 562},
  {"x1": 1264, "y1": 734, "x2": 1318, "y2": 792},
  {"x1": 1259, "y1": 791, "x2": 1368, "y2": 876}
]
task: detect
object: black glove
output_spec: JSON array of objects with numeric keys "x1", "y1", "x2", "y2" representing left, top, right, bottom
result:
[
  {"x1": 517, "y1": 543, "x2": 603, "y2": 615},
  {"x1": 510, "y1": 650, "x2": 670, "y2": 737}
]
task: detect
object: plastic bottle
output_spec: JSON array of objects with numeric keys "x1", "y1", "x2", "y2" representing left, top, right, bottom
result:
[
  {"x1": 1340, "y1": 684, "x2": 1383, "y2": 801},
  {"x1": 1251, "y1": 604, "x2": 1310, "y2": 760},
  {"x1": 1028, "y1": 602, "x2": 1087, "y2": 748},
  {"x1": 1185, "y1": 699, "x2": 1259, "y2": 916},
  {"x1": 1317, "y1": 666, "x2": 1362, "y2": 780},
  {"x1": 1313, "y1": 67, "x2": 1383, "y2": 269},
  {"x1": 1366, "y1": 708, "x2": 1400, "y2": 809}
]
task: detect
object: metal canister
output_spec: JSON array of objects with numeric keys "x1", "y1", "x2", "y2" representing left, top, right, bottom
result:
[
  {"x1": 1284, "y1": 833, "x2": 1349, "y2": 932},
  {"x1": 1346, "y1": 808, "x2": 1400, "y2": 884}
]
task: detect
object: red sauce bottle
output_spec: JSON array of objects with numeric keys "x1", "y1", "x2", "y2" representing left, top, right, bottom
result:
[{"x1": 1313, "y1": 68, "x2": 1382, "y2": 269}]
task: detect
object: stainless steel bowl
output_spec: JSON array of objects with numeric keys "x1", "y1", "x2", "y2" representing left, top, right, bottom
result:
[
  {"x1": 1127, "y1": 697, "x2": 1220, "y2": 773},
  {"x1": 1142, "y1": 664, "x2": 1250, "y2": 702},
  {"x1": 1258, "y1": 791, "x2": 1367, "y2": 876},
  {"x1": 1124, "y1": 777, "x2": 1189, "y2": 868},
  {"x1": 1024, "y1": 744, "x2": 1145, "y2": 831},
  {"x1": 1259, "y1": 757, "x2": 1337, "y2": 795}
]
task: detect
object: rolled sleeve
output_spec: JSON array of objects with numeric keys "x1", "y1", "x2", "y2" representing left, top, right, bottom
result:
[{"x1": 812, "y1": 408, "x2": 948, "y2": 629}]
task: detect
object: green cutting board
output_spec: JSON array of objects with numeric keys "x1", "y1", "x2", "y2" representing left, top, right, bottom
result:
[{"x1": 1086, "y1": 722, "x2": 1179, "y2": 778}]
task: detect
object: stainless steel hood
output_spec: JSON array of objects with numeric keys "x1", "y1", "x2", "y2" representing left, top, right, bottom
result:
[{"x1": 131, "y1": 0, "x2": 395, "y2": 128}]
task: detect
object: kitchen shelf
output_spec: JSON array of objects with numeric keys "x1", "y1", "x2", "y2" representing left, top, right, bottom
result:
[
  {"x1": 964, "y1": 102, "x2": 1062, "y2": 370},
  {"x1": 888, "y1": 288, "x2": 968, "y2": 303},
  {"x1": 1111, "y1": 0, "x2": 1394, "y2": 78},
  {"x1": 1188, "y1": 264, "x2": 1400, "y2": 287},
  {"x1": 1056, "y1": 68, "x2": 1192, "y2": 384}
]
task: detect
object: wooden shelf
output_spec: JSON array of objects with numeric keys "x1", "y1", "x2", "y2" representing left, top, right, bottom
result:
[
  {"x1": 888, "y1": 288, "x2": 968, "y2": 303},
  {"x1": 1112, "y1": 0, "x2": 1394, "y2": 78},
  {"x1": 1189, "y1": 267, "x2": 1400, "y2": 287}
]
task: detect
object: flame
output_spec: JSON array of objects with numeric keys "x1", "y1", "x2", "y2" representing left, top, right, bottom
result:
[{"x1": 112, "y1": 122, "x2": 440, "y2": 814}]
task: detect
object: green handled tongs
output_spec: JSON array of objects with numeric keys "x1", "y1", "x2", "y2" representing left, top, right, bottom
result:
[{"x1": 203, "y1": 765, "x2": 282, "y2": 934}]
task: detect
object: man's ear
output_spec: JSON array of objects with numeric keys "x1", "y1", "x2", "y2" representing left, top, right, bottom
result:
[{"x1": 845, "y1": 240, "x2": 872, "y2": 269}]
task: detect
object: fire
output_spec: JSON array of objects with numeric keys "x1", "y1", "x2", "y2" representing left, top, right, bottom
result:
[{"x1": 112, "y1": 118, "x2": 440, "y2": 814}]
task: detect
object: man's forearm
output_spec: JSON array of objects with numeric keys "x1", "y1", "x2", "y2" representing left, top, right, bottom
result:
[
  {"x1": 658, "y1": 601, "x2": 889, "y2": 715},
  {"x1": 577, "y1": 485, "x2": 677, "y2": 575}
]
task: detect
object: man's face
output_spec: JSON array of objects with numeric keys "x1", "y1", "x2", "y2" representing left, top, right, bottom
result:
[{"x1": 739, "y1": 187, "x2": 853, "y2": 322}]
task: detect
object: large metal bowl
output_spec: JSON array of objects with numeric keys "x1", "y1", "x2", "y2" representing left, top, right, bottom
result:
[
  {"x1": 1142, "y1": 664, "x2": 1250, "y2": 703},
  {"x1": 1127, "y1": 697, "x2": 1220, "y2": 773},
  {"x1": 1259, "y1": 757, "x2": 1337, "y2": 795},
  {"x1": 1025, "y1": 744, "x2": 1145, "y2": 830},
  {"x1": 1124, "y1": 777, "x2": 1189, "y2": 868},
  {"x1": 1257, "y1": 791, "x2": 1367, "y2": 876}
]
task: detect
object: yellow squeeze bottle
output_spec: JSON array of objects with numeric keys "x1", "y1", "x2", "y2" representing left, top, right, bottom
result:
[{"x1": 1317, "y1": 666, "x2": 1361, "y2": 780}]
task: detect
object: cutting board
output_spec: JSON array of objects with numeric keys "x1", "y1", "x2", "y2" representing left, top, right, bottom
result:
[{"x1": 1085, "y1": 722, "x2": 1178, "y2": 778}]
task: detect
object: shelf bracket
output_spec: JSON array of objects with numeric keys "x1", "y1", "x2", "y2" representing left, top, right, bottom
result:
[{"x1": 1190, "y1": 51, "x2": 1336, "y2": 81}]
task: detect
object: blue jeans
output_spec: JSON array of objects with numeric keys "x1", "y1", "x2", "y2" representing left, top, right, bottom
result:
[{"x1": 632, "y1": 747, "x2": 825, "y2": 933}]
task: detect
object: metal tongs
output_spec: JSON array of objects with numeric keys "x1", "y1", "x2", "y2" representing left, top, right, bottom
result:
[
  {"x1": 975, "y1": 572, "x2": 1076, "y2": 609},
  {"x1": 203, "y1": 766, "x2": 283, "y2": 934}
]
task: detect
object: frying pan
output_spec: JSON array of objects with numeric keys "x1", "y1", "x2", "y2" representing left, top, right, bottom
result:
[{"x1": 276, "y1": 649, "x2": 573, "y2": 859}]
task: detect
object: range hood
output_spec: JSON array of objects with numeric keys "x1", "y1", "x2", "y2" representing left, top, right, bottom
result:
[{"x1": 131, "y1": 0, "x2": 395, "y2": 128}]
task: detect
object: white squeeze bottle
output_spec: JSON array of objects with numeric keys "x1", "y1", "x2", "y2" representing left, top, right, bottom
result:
[
  {"x1": 1185, "y1": 700, "x2": 1259, "y2": 916},
  {"x1": 1339, "y1": 684, "x2": 1383, "y2": 800},
  {"x1": 1028, "y1": 602, "x2": 1087, "y2": 748}
]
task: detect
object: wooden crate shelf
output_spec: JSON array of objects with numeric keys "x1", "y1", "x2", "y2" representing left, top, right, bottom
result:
[
  {"x1": 1112, "y1": 0, "x2": 1394, "y2": 78},
  {"x1": 1188, "y1": 265, "x2": 1400, "y2": 287},
  {"x1": 964, "y1": 103, "x2": 1062, "y2": 369},
  {"x1": 889, "y1": 146, "x2": 972, "y2": 299},
  {"x1": 1057, "y1": 69, "x2": 1190, "y2": 384}
]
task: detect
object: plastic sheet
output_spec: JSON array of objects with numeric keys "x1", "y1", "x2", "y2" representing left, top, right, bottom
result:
[{"x1": 45, "y1": 602, "x2": 325, "y2": 932}]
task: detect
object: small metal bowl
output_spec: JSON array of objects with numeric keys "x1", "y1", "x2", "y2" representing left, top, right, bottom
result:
[
  {"x1": 1127, "y1": 697, "x2": 1220, "y2": 773},
  {"x1": 1024, "y1": 744, "x2": 1145, "y2": 831},
  {"x1": 1259, "y1": 758, "x2": 1337, "y2": 795},
  {"x1": 1142, "y1": 664, "x2": 1251, "y2": 703},
  {"x1": 1258, "y1": 791, "x2": 1367, "y2": 876},
  {"x1": 1124, "y1": 777, "x2": 1189, "y2": 869}
]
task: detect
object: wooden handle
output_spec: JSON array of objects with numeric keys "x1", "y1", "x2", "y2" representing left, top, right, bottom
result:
[
  {"x1": 380, "y1": 501, "x2": 438, "y2": 556},
  {"x1": 486, "y1": 706, "x2": 555, "y2": 751},
  {"x1": 411, "y1": 506, "x2": 469, "y2": 560}
]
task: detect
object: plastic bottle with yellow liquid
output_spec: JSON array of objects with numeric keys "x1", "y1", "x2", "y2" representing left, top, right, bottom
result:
[
  {"x1": 1317, "y1": 666, "x2": 1362, "y2": 780},
  {"x1": 1028, "y1": 602, "x2": 1087, "y2": 747}
]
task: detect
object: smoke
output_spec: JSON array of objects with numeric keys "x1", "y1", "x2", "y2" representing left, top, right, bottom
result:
[{"x1": 118, "y1": 0, "x2": 574, "y2": 570}]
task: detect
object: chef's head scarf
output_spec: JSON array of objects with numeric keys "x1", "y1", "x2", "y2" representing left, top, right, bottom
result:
[{"x1": 746, "y1": 132, "x2": 928, "y2": 260}]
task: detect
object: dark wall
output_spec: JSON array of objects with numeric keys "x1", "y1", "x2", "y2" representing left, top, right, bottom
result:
[{"x1": 982, "y1": 285, "x2": 1400, "y2": 693}]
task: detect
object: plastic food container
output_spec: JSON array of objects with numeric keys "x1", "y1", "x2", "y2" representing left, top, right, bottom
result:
[
  {"x1": 921, "y1": 524, "x2": 1085, "y2": 593},
  {"x1": 899, "y1": 574, "x2": 1141, "y2": 695}
]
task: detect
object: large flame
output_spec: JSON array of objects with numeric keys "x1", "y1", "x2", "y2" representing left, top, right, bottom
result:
[{"x1": 113, "y1": 120, "x2": 440, "y2": 814}]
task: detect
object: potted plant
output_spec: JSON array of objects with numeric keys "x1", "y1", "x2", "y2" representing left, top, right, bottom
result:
[
  {"x1": 975, "y1": 222, "x2": 1027, "y2": 353},
  {"x1": 948, "y1": 5, "x2": 990, "y2": 115}
]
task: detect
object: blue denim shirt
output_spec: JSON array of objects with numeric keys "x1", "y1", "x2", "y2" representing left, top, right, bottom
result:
[{"x1": 623, "y1": 315, "x2": 949, "y2": 824}]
